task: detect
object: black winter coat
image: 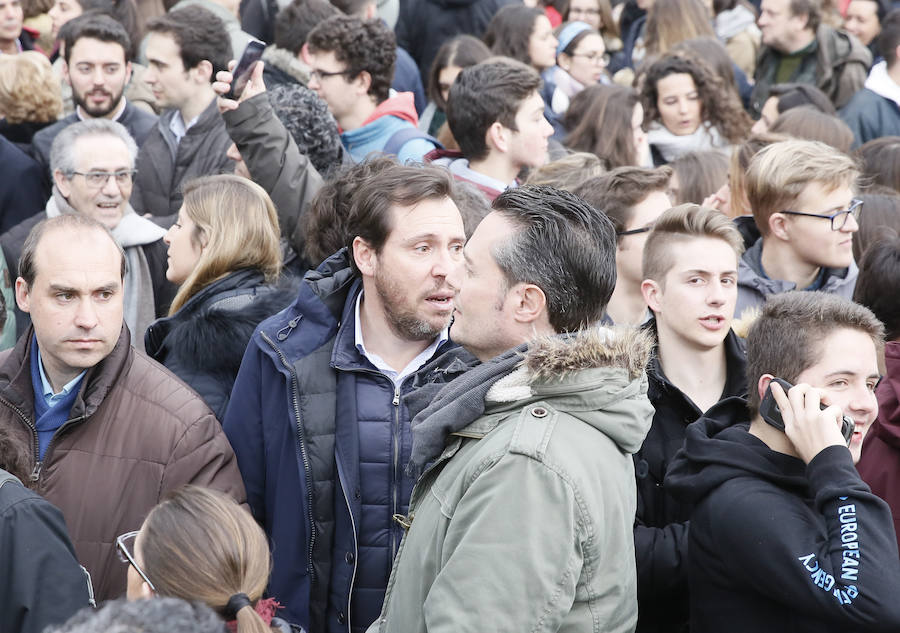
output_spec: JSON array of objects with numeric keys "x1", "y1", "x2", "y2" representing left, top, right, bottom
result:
[
  {"x1": 145, "y1": 269, "x2": 296, "y2": 419},
  {"x1": 634, "y1": 324, "x2": 747, "y2": 633},
  {"x1": 0, "y1": 470, "x2": 93, "y2": 633}
]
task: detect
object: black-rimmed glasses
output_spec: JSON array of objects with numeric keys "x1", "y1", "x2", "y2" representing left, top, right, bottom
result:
[
  {"x1": 780, "y1": 198, "x2": 863, "y2": 231},
  {"x1": 116, "y1": 531, "x2": 156, "y2": 592},
  {"x1": 309, "y1": 68, "x2": 356, "y2": 82},
  {"x1": 617, "y1": 226, "x2": 653, "y2": 237}
]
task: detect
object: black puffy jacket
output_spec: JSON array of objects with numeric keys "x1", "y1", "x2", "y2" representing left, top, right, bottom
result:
[{"x1": 145, "y1": 269, "x2": 296, "y2": 419}]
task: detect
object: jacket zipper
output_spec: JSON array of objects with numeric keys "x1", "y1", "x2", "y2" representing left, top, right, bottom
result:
[
  {"x1": 337, "y1": 459, "x2": 358, "y2": 632},
  {"x1": 260, "y1": 330, "x2": 317, "y2": 587},
  {"x1": 0, "y1": 395, "x2": 40, "y2": 481},
  {"x1": 390, "y1": 385, "x2": 401, "y2": 558}
]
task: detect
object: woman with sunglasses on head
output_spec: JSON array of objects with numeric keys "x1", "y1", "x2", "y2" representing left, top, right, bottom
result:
[
  {"x1": 118, "y1": 485, "x2": 294, "y2": 633},
  {"x1": 144, "y1": 175, "x2": 295, "y2": 420}
]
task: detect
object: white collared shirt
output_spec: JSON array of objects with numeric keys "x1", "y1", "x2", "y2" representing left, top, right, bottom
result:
[{"x1": 354, "y1": 292, "x2": 448, "y2": 387}]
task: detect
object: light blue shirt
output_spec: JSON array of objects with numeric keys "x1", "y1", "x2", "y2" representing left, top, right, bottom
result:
[
  {"x1": 37, "y1": 350, "x2": 86, "y2": 408},
  {"x1": 354, "y1": 292, "x2": 449, "y2": 387},
  {"x1": 168, "y1": 110, "x2": 201, "y2": 145}
]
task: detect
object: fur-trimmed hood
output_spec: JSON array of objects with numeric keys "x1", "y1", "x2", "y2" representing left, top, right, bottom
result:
[
  {"x1": 262, "y1": 45, "x2": 311, "y2": 85},
  {"x1": 483, "y1": 327, "x2": 655, "y2": 454}
]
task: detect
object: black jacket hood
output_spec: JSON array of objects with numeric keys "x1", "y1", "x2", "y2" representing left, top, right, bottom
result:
[{"x1": 665, "y1": 397, "x2": 811, "y2": 506}]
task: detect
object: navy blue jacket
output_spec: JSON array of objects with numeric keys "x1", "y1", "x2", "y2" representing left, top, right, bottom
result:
[
  {"x1": 840, "y1": 87, "x2": 900, "y2": 148},
  {"x1": 0, "y1": 137, "x2": 46, "y2": 234},
  {"x1": 223, "y1": 250, "x2": 451, "y2": 633}
]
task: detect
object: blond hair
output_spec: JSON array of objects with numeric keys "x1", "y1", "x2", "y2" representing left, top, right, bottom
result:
[
  {"x1": 140, "y1": 486, "x2": 272, "y2": 633},
  {"x1": 524, "y1": 152, "x2": 606, "y2": 191},
  {"x1": 745, "y1": 139, "x2": 859, "y2": 236},
  {"x1": 0, "y1": 52, "x2": 62, "y2": 124},
  {"x1": 169, "y1": 175, "x2": 282, "y2": 315},
  {"x1": 642, "y1": 203, "x2": 745, "y2": 284}
]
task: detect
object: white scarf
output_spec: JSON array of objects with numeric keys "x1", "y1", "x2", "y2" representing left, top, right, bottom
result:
[{"x1": 647, "y1": 121, "x2": 731, "y2": 163}]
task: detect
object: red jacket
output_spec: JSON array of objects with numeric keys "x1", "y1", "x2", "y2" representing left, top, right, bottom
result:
[{"x1": 857, "y1": 340, "x2": 900, "y2": 551}]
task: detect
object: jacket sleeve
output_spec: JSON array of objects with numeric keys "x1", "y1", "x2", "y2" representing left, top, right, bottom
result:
[
  {"x1": 706, "y1": 446, "x2": 900, "y2": 629},
  {"x1": 159, "y1": 407, "x2": 247, "y2": 505},
  {"x1": 1, "y1": 489, "x2": 92, "y2": 633},
  {"x1": 634, "y1": 518, "x2": 689, "y2": 601},
  {"x1": 833, "y1": 58, "x2": 870, "y2": 110},
  {"x1": 222, "y1": 341, "x2": 268, "y2": 523},
  {"x1": 222, "y1": 94, "x2": 323, "y2": 261},
  {"x1": 422, "y1": 454, "x2": 585, "y2": 632}
]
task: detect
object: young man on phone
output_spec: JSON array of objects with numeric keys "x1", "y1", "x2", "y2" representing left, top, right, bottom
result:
[{"x1": 666, "y1": 291, "x2": 900, "y2": 633}]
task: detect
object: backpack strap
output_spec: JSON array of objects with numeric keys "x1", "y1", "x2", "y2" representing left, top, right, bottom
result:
[{"x1": 383, "y1": 127, "x2": 443, "y2": 157}]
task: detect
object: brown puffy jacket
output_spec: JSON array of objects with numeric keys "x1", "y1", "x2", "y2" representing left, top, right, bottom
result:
[{"x1": 0, "y1": 326, "x2": 246, "y2": 601}]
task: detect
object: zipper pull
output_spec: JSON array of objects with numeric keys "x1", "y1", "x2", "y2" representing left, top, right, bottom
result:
[
  {"x1": 30, "y1": 460, "x2": 42, "y2": 483},
  {"x1": 392, "y1": 388, "x2": 400, "y2": 407},
  {"x1": 392, "y1": 513, "x2": 413, "y2": 530}
]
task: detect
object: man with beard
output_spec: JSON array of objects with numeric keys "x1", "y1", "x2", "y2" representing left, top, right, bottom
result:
[
  {"x1": 223, "y1": 163, "x2": 466, "y2": 633},
  {"x1": 31, "y1": 15, "x2": 157, "y2": 172}
]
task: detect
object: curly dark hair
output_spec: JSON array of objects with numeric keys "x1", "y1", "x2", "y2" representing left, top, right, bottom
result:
[
  {"x1": 640, "y1": 53, "x2": 751, "y2": 144},
  {"x1": 307, "y1": 15, "x2": 396, "y2": 104}
]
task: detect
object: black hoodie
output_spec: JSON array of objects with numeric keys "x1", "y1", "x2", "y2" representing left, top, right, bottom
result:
[{"x1": 666, "y1": 399, "x2": 900, "y2": 633}]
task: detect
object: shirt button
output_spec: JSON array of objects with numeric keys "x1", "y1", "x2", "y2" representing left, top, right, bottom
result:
[{"x1": 345, "y1": 551, "x2": 355, "y2": 564}]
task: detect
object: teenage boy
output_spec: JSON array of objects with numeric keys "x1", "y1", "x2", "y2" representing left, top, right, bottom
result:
[
  {"x1": 574, "y1": 166, "x2": 672, "y2": 325},
  {"x1": 737, "y1": 138, "x2": 859, "y2": 319},
  {"x1": 634, "y1": 204, "x2": 747, "y2": 633},
  {"x1": 132, "y1": 5, "x2": 234, "y2": 217},
  {"x1": 666, "y1": 291, "x2": 900, "y2": 633},
  {"x1": 306, "y1": 15, "x2": 436, "y2": 163},
  {"x1": 428, "y1": 58, "x2": 554, "y2": 200}
]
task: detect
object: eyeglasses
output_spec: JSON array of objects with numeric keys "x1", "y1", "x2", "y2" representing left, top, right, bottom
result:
[
  {"x1": 309, "y1": 68, "x2": 356, "y2": 82},
  {"x1": 116, "y1": 531, "x2": 156, "y2": 592},
  {"x1": 571, "y1": 51, "x2": 608, "y2": 66},
  {"x1": 617, "y1": 225, "x2": 653, "y2": 237},
  {"x1": 780, "y1": 198, "x2": 863, "y2": 231},
  {"x1": 69, "y1": 170, "x2": 136, "y2": 188},
  {"x1": 569, "y1": 7, "x2": 601, "y2": 15}
]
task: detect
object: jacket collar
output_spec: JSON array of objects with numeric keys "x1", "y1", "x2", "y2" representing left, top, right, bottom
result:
[{"x1": 0, "y1": 325, "x2": 133, "y2": 422}]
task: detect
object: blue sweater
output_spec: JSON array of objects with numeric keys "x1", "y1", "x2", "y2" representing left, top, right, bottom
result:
[{"x1": 30, "y1": 340, "x2": 82, "y2": 459}]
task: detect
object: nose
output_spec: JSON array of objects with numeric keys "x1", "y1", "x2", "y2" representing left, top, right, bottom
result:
[
  {"x1": 226, "y1": 142, "x2": 241, "y2": 162},
  {"x1": 74, "y1": 298, "x2": 99, "y2": 330},
  {"x1": 163, "y1": 224, "x2": 174, "y2": 245},
  {"x1": 308, "y1": 74, "x2": 321, "y2": 91},
  {"x1": 92, "y1": 65, "x2": 105, "y2": 85},
  {"x1": 100, "y1": 174, "x2": 119, "y2": 196},
  {"x1": 842, "y1": 210, "x2": 860, "y2": 232},
  {"x1": 678, "y1": 97, "x2": 689, "y2": 114},
  {"x1": 707, "y1": 280, "x2": 727, "y2": 306},
  {"x1": 848, "y1": 383, "x2": 878, "y2": 418},
  {"x1": 541, "y1": 116, "x2": 554, "y2": 138}
]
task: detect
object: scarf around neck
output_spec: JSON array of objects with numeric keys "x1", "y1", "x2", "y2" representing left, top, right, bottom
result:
[{"x1": 646, "y1": 121, "x2": 730, "y2": 162}]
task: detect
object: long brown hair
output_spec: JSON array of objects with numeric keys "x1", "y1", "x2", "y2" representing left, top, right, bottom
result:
[
  {"x1": 169, "y1": 175, "x2": 282, "y2": 315},
  {"x1": 565, "y1": 84, "x2": 641, "y2": 168},
  {"x1": 645, "y1": 0, "x2": 715, "y2": 56},
  {"x1": 139, "y1": 486, "x2": 272, "y2": 633}
]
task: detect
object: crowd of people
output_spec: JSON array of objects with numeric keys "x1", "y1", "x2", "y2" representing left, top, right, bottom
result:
[{"x1": 3, "y1": 0, "x2": 900, "y2": 631}]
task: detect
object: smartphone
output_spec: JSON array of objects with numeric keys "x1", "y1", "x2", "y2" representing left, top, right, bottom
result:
[
  {"x1": 226, "y1": 40, "x2": 266, "y2": 99},
  {"x1": 760, "y1": 377, "x2": 854, "y2": 445}
]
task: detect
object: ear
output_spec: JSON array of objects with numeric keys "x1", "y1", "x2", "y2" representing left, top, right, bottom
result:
[
  {"x1": 124, "y1": 60, "x2": 133, "y2": 85},
  {"x1": 15, "y1": 277, "x2": 31, "y2": 313},
  {"x1": 61, "y1": 59, "x2": 71, "y2": 86},
  {"x1": 756, "y1": 373, "x2": 775, "y2": 404},
  {"x1": 641, "y1": 278, "x2": 662, "y2": 313},
  {"x1": 140, "y1": 581, "x2": 154, "y2": 600},
  {"x1": 486, "y1": 121, "x2": 510, "y2": 153},
  {"x1": 54, "y1": 170, "x2": 72, "y2": 197},
  {"x1": 768, "y1": 212, "x2": 791, "y2": 241},
  {"x1": 510, "y1": 282, "x2": 547, "y2": 325},
  {"x1": 354, "y1": 70, "x2": 373, "y2": 97},
  {"x1": 364, "y1": 1, "x2": 377, "y2": 19},
  {"x1": 558, "y1": 53, "x2": 572, "y2": 71},
  {"x1": 300, "y1": 42, "x2": 312, "y2": 65},
  {"x1": 352, "y1": 236, "x2": 377, "y2": 277},
  {"x1": 192, "y1": 59, "x2": 214, "y2": 84}
]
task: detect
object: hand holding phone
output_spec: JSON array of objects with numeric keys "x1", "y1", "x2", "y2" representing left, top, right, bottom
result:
[
  {"x1": 760, "y1": 378, "x2": 853, "y2": 463},
  {"x1": 227, "y1": 41, "x2": 266, "y2": 100}
]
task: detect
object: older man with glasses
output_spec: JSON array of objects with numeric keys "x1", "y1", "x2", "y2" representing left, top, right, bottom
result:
[
  {"x1": 735, "y1": 138, "x2": 862, "y2": 319},
  {"x1": 0, "y1": 119, "x2": 176, "y2": 347}
]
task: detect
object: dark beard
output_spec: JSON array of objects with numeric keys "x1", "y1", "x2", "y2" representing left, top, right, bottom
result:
[
  {"x1": 72, "y1": 86, "x2": 124, "y2": 118},
  {"x1": 374, "y1": 270, "x2": 449, "y2": 342}
]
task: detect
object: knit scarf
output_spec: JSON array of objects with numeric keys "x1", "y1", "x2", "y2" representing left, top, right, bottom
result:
[
  {"x1": 406, "y1": 343, "x2": 527, "y2": 475},
  {"x1": 646, "y1": 121, "x2": 730, "y2": 163}
]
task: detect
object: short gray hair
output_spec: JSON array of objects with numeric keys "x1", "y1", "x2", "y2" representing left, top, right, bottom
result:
[{"x1": 49, "y1": 119, "x2": 138, "y2": 176}]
